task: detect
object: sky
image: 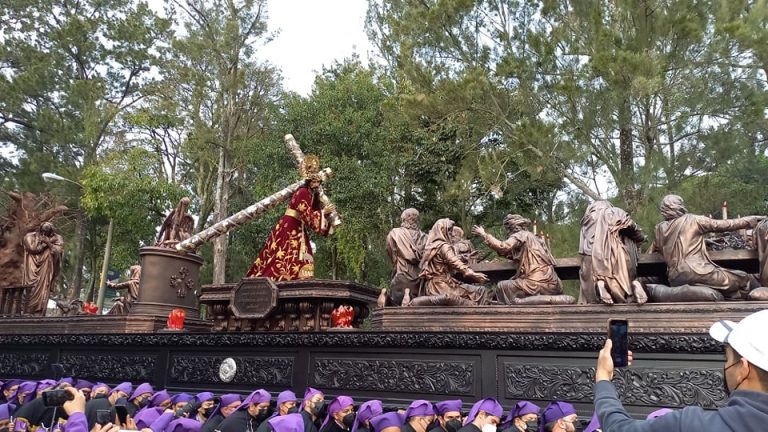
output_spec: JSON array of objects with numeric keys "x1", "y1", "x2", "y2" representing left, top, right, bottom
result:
[{"x1": 256, "y1": 0, "x2": 374, "y2": 95}]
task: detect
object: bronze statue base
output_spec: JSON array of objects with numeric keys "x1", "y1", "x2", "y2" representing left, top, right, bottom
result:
[
  {"x1": 200, "y1": 279, "x2": 379, "y2": 331},
  {"x1": 0, "y1": 314, "x2": 211, "y2": 334},
  {"x1": 131, "y1": 246, "x2": 204, "y2": 318},
  {"x1": 370, "y1": 301, "x2": 768, "y2": 333}
]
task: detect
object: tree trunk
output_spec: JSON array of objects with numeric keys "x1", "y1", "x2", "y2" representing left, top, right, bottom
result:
[
  {"x1": 212, "y1": 147, "x2": 230, "y2": 284},
  {"x1": 618, "y1": 97, "x2": 636, "y2": 211}
]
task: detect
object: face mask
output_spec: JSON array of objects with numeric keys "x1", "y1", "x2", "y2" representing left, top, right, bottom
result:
[
  {"x1": 93, "y1": 394, "x2": 107, "y2": 399},
  {"x1": 445, "y1": 419, "x2": 462, "y2": 432},
  {"x1": 137, "y1": 398, "x2": 149, "y2": 408},
  {"x1": 287, "y1": 406, "x2": 299, "y2": 415},
  {"x1": 342, "y1": 413, "x2": 356, "y2": 430},
  {"x1": 254, "y1": 408, "x2": 270, "y2": 422},
  {"x1": 310, "y1": 401, "x2": 326, "y2": 418},
  {"x1": 524, "y1": 421, "x2": 538, "y2": 432},
  {"x1": 482, "y1": 425, "x2": 497, "y2": 432},
  {"x1": 202, "y1": 407, "x2": 215, "y2": 417}
]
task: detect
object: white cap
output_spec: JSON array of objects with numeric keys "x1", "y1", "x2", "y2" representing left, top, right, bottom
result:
[{"x1": 709, "y1": 309, "x2": 768, "y2": 372}]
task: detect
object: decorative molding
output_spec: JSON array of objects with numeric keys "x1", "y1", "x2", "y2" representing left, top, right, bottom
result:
[
  {"x1": 0, "y1": 352, "x2": 49, "y2": 377},
  {"x1": 313, "y1": 358, "x2": 474, "y2": 394},
  {"x1": 169, "y1": 354, "x2": 293, "y2": 387},
  {"x1": 0, "y1": 333, "x2": 724, "y2": 354},
  {"x1": 60, "y1": 353, "x2": 157, "y2": 382},
  {"x1": 504, "y1": 364, "x2": 726, "y2": 409}
]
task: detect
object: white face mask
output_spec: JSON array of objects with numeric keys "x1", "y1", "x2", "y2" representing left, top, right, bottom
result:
[{"x1": 481, "y1": 425, "x2": 497, "y2": 432}]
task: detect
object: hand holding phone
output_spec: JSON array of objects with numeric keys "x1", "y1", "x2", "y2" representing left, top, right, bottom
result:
[
  {"x1": 114, "y1": 405, "x2": 128, "y2": 425},
  {"x1": 42, "y1": 389, "x2": 75, "y2": 407},
  {"x1": 608, "y1": 319, "x2": 629, "y2": 368}
]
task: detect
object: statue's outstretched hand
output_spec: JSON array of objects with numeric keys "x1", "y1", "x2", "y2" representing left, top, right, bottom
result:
[
  {"x1": 468, "y1": 270, "x2": 489, "y2": 284},
  {"x1": 471, "y1": 225, "x2": 486, "y2": 238},
  {"x1": 323, "y1": 203, "x2": 336, "y2": 215}
]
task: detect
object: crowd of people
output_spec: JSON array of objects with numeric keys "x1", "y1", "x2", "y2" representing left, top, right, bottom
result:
[
  {"x1": 1, "y1": 310, "x2": 767, "y2": 432},
  {"x1": 0, "y1": 377, "x2": 674, "y2": 432}
]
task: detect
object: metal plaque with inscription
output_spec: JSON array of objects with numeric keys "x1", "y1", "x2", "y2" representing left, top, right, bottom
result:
[{"x1": 229, "y1": 278, "x2": 278, "y2": 319}]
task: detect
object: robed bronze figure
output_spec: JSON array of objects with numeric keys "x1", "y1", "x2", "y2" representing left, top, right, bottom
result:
[
  {"x1": 22, "y1": 222, "x2": 64, "y2": 316},
  {"x1": 107, "y1": 264, "x2": 141, "y2": 314},
  {"x1": 652, "y1": 194, "x2": 762, "y2": 299},
  {"x1": 418, "y1": 218, "x2": 489, "y2": 305},
  {"x1": 451, "y1": 226, "x2": 478, "y2": 266},
  {"x1": 472, "y1": 214, "x2": 563, "y2": 303},
  {"x1": 755, "y1": 219, "x2": 768, "y2": 288},
  {"x1": 578, "y1": 201, "x2": 647, "y2": 304},
  {"x1": 385, "y1": 208, "x2": 427, "y2": 306}
]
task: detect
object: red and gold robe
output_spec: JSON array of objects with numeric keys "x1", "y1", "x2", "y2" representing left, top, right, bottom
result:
[{"x1": 245, "y1": 185, "x2": 329, "y2": 280}]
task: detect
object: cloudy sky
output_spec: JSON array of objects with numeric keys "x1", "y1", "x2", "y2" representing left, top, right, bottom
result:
[{"x1": 256, "y1": 0, "x2": 374, "y2": 95}]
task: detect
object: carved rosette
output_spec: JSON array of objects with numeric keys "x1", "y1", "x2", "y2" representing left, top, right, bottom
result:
[
  {"x1": 169, "y1": 266, "x2": 195, "y2": 298},
  {"x1": 503, "y1": 364, "x2": 726, "y2": 409},
  {"x1": 169, "y1": 354, "x2": 293, "y2": 387},
  {"x1": 313, "y1": 358, "x2": 474, "y2": 394},
  {"x1": 61, "y1": 353, "x2": 157, "y2": 382}
]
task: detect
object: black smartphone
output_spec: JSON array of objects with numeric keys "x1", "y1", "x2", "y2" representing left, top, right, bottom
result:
[
  {"x1": 42, "y1": 389, "x2": 74, "y2": 407},
  {"x1": 608, "y1": 318, "x2": 629, "y2": 367},
  {"x1": 114, "y1": 405, "x2": 128, "y2": 425},
  {"x1": 96, "y1": 410, "x2": 112, "y2": 426}
]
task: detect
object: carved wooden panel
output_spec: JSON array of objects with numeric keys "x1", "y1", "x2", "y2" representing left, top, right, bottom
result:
[
  {"x1": 0, "y1": 352, "x2": 50, "y2": 377},
  {"x1": 313, "y1": 358, "x2": 475, "y2": 395},
  {"x1": 168, "y1": 354, "x2": 294, "y2": 387},
  {"x1": 60, "y1": 353, "x2": 157, "y2": 382},
  {"x1": 0, "y1": 333, "x2": 723, "y2": 353},
  {"x1": 504, "y1": 364, "x2": 726, "y2": 409}
]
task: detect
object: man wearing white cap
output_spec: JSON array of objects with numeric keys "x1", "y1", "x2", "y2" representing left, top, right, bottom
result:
[{"x1": 593, "y1": 309, "x2": 768, "y2": 431}]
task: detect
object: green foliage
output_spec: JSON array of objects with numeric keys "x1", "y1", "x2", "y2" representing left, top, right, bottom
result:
[{"x1": 81, "y1": 148, "x2": 186, "y2": 270}]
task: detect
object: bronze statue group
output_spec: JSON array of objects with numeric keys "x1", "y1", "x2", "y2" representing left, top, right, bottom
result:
[
  {"x1": 0, "y1": 378, "x2": 674, "y2": 432},
  {"x1": 386, "y1": 194, "x2": 768, "y2": 307}
]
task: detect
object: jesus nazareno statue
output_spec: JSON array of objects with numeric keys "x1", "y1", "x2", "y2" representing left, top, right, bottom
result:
[
  {"x1": 245, "y1": 155, "x2": 335, "y2": 281},
  {"x1": 22, "y1": 222, "x2": 63, "y2": 316}
]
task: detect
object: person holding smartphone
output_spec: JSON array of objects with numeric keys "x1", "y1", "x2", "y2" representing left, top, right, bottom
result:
[{"x1": 593, "y1": 310, "x2": 768, "y2": 431}]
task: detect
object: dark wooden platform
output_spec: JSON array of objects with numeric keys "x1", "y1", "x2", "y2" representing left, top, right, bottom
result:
[
  {"x1": 370, "y1": 301, "x2": 768, "y2": 332},
  {"x1": 0, "y1": 314, "x2": 212, "y2": 334},
  {"x1": 473, "y1": 249, "x2": 759, "y2": 281}
]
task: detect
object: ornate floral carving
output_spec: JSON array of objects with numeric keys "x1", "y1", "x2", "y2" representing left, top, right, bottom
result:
[
  {"x1": 0, "y1": 333, "x2": 723, "y2": 353},
  {"x1": 60, "y1": 353, "x2": 157, "y2": 382},
  {"x1": 313, "y1": 359, "x2": 474, "y2": 394},
  {"x1": 504, "y1": 364, "x2": 725, "y2": 409},
  {"x1": 0, "y1": 352, "x2": 49, "y2": 377},
  {"x1": 168, "y1": 354, "x2": 293, "y2": 387},
  {"x1": 170, "y1": 266, "x2": 194, "y2": 298}
]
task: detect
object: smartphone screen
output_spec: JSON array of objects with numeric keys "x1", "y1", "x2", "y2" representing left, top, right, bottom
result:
[
  {"x1": 114, "y1": 405, "x2": 128, "y2": 425},
  {"x1": 609, "y1": 319, "x2": 629, "y2": 367}
]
